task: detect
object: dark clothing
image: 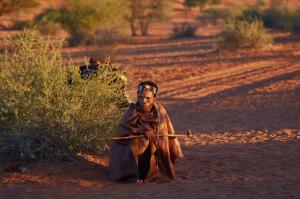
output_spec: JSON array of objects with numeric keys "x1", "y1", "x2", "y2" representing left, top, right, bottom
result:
[{"x1": 109, "y1": 102, "x2": 183, "y2": 182}]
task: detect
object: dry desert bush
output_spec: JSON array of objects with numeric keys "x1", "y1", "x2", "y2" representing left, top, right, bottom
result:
[
  {"x1": 0, "y1": 30, "x2": 128, "y2": 163},
  {"x1": 221, "y1": 18, "x2": 273, "y2": 48}
]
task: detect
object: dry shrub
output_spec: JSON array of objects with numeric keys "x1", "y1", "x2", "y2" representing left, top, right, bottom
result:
[
  {"x1": 262, "y1": 7, "x2": 295, "y2": 31},
  {"x1": 262, "y1": 1, "x2": 300, "y2": 32},
  {"x1": 0, "y1": 30, "x2": 128, "y2": 163},
  {"x1": 64, "y1": 0, "x2": 128, "y2": 46},
  {"x1": 185, "y1": 0, "x2": 223, "y2": 10},
  {"x1": 262, "y1": 7, "x2": 300, "y2": 31},
  {"x1": 200, "y1": 6, "x2": 246, "y2": 25},
  {"x1": 38, "y1": 21, "x2": 67, "y2": 37},
  {"x1": 34, "y1": 9, "x2": 66, "y2": 36},
  {"x1": 222, "y1": 18, "x2": 273, "y2": 48},
  {"x1": 34, "y1": 0, "x2": 128, "y2": 46},
  {"x1": 171, "y1": 23, "x2": 198, "y2": 39},
  {"x1": 293, "y1": 8, "x2": 300, "y2": 31}
]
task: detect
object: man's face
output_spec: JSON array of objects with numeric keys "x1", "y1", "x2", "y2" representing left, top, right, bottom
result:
[{"x1": 137, "y1": 89, "x2": 156, "y2": 111}]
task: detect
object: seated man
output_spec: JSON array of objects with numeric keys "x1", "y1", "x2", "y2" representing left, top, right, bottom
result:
[{"x1": 109, "y1": 81, "x2": 183, "y2": 182}]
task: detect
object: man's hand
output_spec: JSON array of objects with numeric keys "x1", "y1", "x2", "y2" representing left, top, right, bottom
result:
[{"x1": 144, "y1": 130, "x2": 156, "y2": 140}]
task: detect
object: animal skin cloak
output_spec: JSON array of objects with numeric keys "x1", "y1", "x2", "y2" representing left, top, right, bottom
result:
[{"x1": 109, "y1": 102, "x2": 183, "y2": 182}]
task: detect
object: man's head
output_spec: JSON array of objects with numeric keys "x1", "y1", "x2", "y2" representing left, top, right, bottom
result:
[
  {"x1": 89, "y1": 57, "x2": 102, "y2": 65},
  {"x1": 89, "y1": 57, "x2": 102, "y2": 70},
  {"x1": 137, "y1": 81, "x2": 158, "y2": 111}
]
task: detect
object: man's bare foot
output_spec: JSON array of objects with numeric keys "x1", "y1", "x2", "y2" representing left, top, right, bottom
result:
[{"x1": 136, "y1": 179, "x2": 143, "y2": 183}]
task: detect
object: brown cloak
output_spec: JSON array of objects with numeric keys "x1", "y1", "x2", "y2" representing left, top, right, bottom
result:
[{"x1": 108, "y1": 102, "x2": 183, "y2": 182}]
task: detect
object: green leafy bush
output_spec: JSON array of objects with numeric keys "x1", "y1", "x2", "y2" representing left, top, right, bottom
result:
[
  {"x1": 0, "y1": 30, "x2": 128, "y2": 163},
  {"x1": 34, "y1": 0, "x2": 128, "y2": 46},
  {"x1": 222, "y1": 18, "x2": 273, "y2": 48},
  {"x1": 171, "y1": 23, "x2": 198, "y2": 38},
  {"x1": 67, "y1": 0, "x2": 128, "y2": 46}
]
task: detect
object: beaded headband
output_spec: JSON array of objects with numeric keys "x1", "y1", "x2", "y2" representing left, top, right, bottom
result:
[{"x1": 138, "y1": 84, "x2": 158, "y2": 96}]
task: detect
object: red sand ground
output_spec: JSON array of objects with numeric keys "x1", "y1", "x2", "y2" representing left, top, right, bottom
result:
[{"x1": 1, "y1": 1, "x2": 300, "y2": 198}]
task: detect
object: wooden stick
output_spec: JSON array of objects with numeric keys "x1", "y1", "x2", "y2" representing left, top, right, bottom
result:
[{"x1": 99, "y1": 129, "x2": 192, "y2": 140}]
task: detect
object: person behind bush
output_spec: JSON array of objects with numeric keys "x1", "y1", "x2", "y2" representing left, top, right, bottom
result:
[
  {"x1": 109, "y1": 81, "x2": 184, "y2": 183},
  {"x1": 79, "y1": 57, "x2": 102, "y2": 79},
  {"x1": 79, "y1": 57, "x2": 129, "y2": 107}
]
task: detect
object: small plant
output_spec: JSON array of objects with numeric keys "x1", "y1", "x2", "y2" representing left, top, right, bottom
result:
[
  {"x1": 171, "y1": 23, "x2": 198, "y2": 38},
  {"x1": 222, "y1": 18, "x2": 273, "y2": 48},
  {"x1": 0, "y1": 30, "x2": 129, "y2": 163}
]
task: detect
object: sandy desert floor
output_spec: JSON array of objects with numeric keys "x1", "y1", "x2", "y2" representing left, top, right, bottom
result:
[{"x1": 1, "y1": 1, "x2": 300, "y2": 198}]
